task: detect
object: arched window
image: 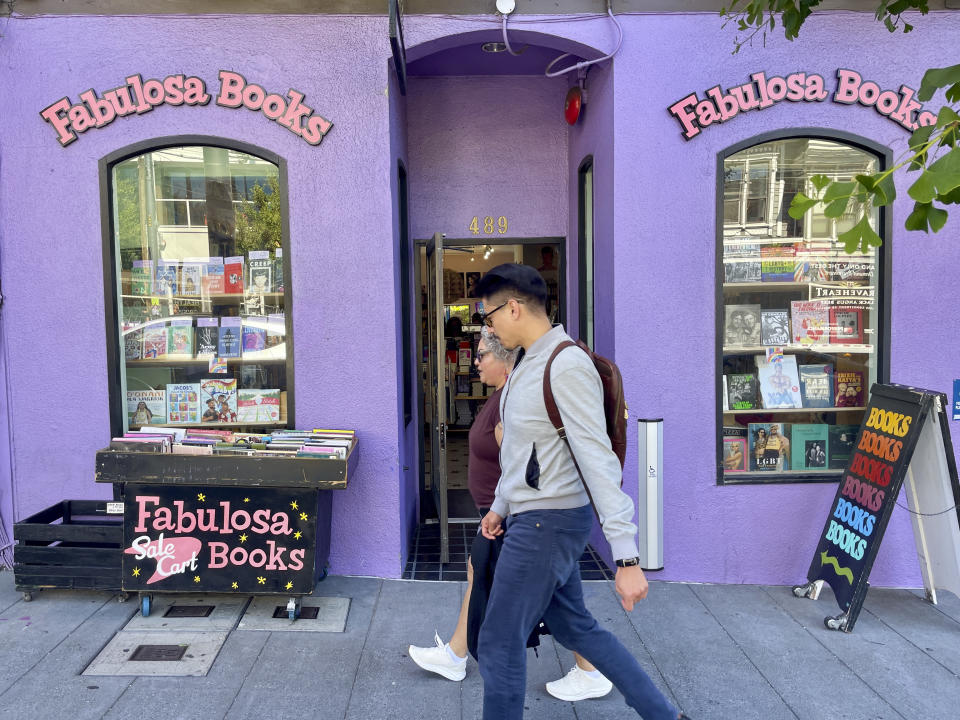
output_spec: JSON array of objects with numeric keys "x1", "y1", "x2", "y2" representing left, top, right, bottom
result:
[
  {"x1": 102, "y1": 140, "x2": 292, "y2": 435},
  {"x1": 717, "y1": 135, "x2": 889, "y2": 484}
]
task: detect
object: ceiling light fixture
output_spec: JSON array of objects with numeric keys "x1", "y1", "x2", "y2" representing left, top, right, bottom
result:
[{"x1": 481, "y1": 42, "x2": 507, "y2": 53}]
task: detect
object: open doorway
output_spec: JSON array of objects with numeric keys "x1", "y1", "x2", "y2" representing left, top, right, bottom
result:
[{"x1": 413, "y1": 238, "x2": 564, "y2": 570}]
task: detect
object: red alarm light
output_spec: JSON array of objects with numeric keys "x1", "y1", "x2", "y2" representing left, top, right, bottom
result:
[{"x1": 564, "y1": 86, "x2": 582, "y2": 125}]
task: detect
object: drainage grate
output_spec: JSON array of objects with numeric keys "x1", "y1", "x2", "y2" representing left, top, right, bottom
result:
[
  {"x1": 164, "y1": 605, "x2": 215, "y2": 618},
  {"x1": 273, "y1": 605, "x2": 320, "y2": 619},
  {"x1": 128, "y1": 644, "x2": 188, "y2": 662}
]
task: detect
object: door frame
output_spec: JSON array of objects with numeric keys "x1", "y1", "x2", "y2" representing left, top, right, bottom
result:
[{"x1": 411, "y1": 236, "x2": 567, "y2": 526}]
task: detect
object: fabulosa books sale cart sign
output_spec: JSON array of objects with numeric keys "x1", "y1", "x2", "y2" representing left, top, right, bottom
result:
[{"x1": 122, "y1": 484, "x2": 316, "y2": 593}]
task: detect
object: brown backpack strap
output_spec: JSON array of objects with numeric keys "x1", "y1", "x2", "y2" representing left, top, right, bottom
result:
[{"x1": 543, "y1": 341, "x2": 577, "y2": 439}]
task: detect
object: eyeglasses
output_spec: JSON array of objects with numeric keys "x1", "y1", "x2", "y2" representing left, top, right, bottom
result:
[
  {"x1": 475, "y1": 350, "x2": 491, "y2": 361},
  {"x1": 480, "y1": 301, "x2": 509, "y2": 327}
]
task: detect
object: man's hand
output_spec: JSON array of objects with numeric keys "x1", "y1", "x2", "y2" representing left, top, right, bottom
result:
[
  {"x1": 614, "y1": 565, "x2": 649, "y2": 611},
  {"x1": 481, "y1": 510, "x2": 504, "y2": 540}
]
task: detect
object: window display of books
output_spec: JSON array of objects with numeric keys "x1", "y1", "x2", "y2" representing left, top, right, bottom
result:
[{"x1": 718, "y1": 138, "x2": 882, "y2": 482}]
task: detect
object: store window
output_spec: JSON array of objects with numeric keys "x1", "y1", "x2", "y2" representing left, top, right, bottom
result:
[
  {"x1": 105, "y1": 143, "x2": 291, "y2": 435},
  {"x1": 578, "y1": 157, "x2": 595, "y2": 349},
  {"x1": 718, "y1": 137, "x2": 886, "y2": 484}
]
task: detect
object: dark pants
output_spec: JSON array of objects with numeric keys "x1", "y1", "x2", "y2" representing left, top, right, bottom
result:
[{"x1": 477, "y1": 504, "x2": 677, "y2": 720}]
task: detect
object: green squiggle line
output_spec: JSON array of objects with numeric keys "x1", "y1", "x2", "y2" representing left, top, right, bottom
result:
[{"x1": 821, "y1": 551, "x2": 854, "y2": 584}]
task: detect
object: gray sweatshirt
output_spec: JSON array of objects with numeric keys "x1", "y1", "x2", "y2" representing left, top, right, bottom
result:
[{"x1": 491, "y1": 325, "x2": 639, "y2": 562}]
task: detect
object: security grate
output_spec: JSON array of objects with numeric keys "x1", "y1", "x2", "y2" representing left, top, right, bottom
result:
[
  {"x1": 164, "y1": 605, "x2": 215, "y2": 618},
  {"x1": 273, "y1": 605, "x2": 320, "y2": 619},
  {"x1": 129, "y1": 644, "x2": 188, "y2": 662}
]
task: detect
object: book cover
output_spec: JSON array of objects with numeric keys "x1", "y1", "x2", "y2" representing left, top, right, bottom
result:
[
  {"x1": 237, "y1": 388, "x2": 281, "y2": 423},
  {"x1": 828, "y1": 424, "x2": 860, "y2": 469},
  {"x1": 727, "y1": 373, "x2": 758, "y2": 410},
  {"x1": 829, "y1": 306, "x2": 864, "y2": 344},
  {"x1": 180, "y1": 261, "x2": 203, "y2": 296},
  {"x1": 166, "y1": 319, "x2": 194, "y2": 358},
  {"x1": 131, "y1": 260, "x2": 153, "y2": 295},
  {"x1": 791, "y1": 424, "x2": 829, "y2": 471},
  {"x1": 760, "y1": 242, "x2": 796, "y2": 282},
  {"x1": 166, "y1": 382, "x2": 200, "y2": 424},
  {"x1": 201, "y1": 378, "x2": 238, "y2": 422},
  {"x1": 835, "y1": 370, "x2": 864, "y2": 407},
  {"x1": 799, "y1": 364, "x2": 834, "y2": 408},
  {"x1": 224, "y1": 256, "x2": 244, "y2": 294},
  {"x1": 722, "y1": 426, "x2": 747, "y2": 472},
  {"x1": 790, "y1": 300, "x2": 829, "y2": 345},
  {"x1": 218, "y1": 316, "x2": 242, "y2": 358},
  {"x1": 202, "y1": 258, "x2": 225, "y2": 296},
  {"x1": 127, "y1": 389, "x2": 166, "y2": 426},
  {"x1": 760, "y1": 309, "x2": 790, "y2": 346},
  {"x1": 247, "y1": 255, "x2": 273, "y2": 294},
  {"x1": 242, "y1": 316, "x2": 267, "y2": 354},
  {"x1": 723, "y1": 240, "x2": 761, "y2": 283},
  {"x1": 274, "y1": 248, "x2": 284, "y2": 293},
  {"x1": 266, "y1": 313, "x2": 285, "y2": 348},
  {"x1": 748, "y1": 422, "x2": 792, "y2": 472},
  {"x1": 141, "y1": 325, "x2": 168, "y2": 359},
  {"x1": 724, "y1": 304, "x2": 761, "y2": 346},
  {"x1": 196, "y1": 317, "x2": 219, "y2": 357},
  {"x1": 123, "y1": 327, "x2": 142, "y2": 360},
  {"x1": 154, "y1": 260, "x2": 178, "y2": 295},
  {"x1": 754, "y1": 355, "x2": 803, "y2": 409}
]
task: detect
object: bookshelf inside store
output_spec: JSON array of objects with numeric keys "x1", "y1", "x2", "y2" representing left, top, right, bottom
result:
[
  {"x1": 718, "y1": 137, "x2": 884, "y2": 484},
  {"x1": 109, "y1": 145, "x2": 290, "y2": 436}
]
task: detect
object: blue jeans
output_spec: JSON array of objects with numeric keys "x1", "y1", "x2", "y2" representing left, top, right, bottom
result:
[{"x1": 477, "y1": 505, "x2": 678, "y2": 720}]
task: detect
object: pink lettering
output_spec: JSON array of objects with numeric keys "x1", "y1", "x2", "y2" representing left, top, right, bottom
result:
[
  {"x1": 834, "y1": 69, "x2": 862, "y2": 104},
  {"x1": 217, "y1": 70, "x2": 246, "y2": 108}
]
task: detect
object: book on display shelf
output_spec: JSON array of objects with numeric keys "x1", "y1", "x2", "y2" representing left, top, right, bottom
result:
[
  {"x1": 166, "y1": 318, "x2": 194, "y2": 358},
  {"x1": 166, "y1": 383, "x2": 201, "y2": 424},
  {"x1": 727, "y1": 373, "x2": 758, "y2": 410},
  {"x1": 835, "y1": 370, "x2": 864, "y2": 407},
  {"x1": 180, "y1": 260, "x2": 204, "y2": 297},
  {"x1": 131, "y1": 260, "x2": 153, "y2": 295},
  {"x1": 127, "y1": 389, "x2": 166, "y2": 426},
  {"x1": 760, "y1": 309, "x2": 790, "y2": 346},
  {"x1": 724, "y1": 304, "x2": 761, "y2": 346},
  {"x1": 247, "y1": 254, "x2": 273, "y2": 294},
  {"x1": 242, "y1": 316, "x2": 268, "y2": 354},
  {"x1": 722, "y1": 426, "x2": 747, "y2": 472},
  {"x1": 829, "y1": 306, "x2": 864, "y2": 344},
  {"x1": 110, "y1": 437, "x2": 169, "y2": 453},
  {"x1": 754, "y1": 355, "x2": 802, "y2": 409},
  {"x1": 791, "y1": 424, "x2": 828, "y2": 471},
  {"x1": 202, "y1": 258, "x2": 225, "y2": 295},
  {"x1": 195, "y1": 317, "x2": 219, "y2": 357},
  {"x1": 266, "y1": 313, "x2": 285, "y2": 348},
  {"x1": 218, "y1": 316, "x2": 242, "y2": 358},
  {"x1": 828, "y1": 424, "x2": 860, "y2": 469},
  {"x1": 141, "y1": 325, "x2": 168, "y2": 359},
  {"x1": 790, "y1": 300, "x2": 829, "y2": 346},
  {"x1": 130, "y1": 426, "x2": 186, "y2": 443},
  {"x1": 200, "y1": 378, "x2": 238, "y2": 423},
  {"x1": 224, "y1": 256, "x2": 244, "y2": 294},
  {"x1": 798, "y1": 364, "x2": 834, "y2": 408},
  {"x1": 760, "y1": 242, "x2": 796, "y2": 282},
  {"x1": 237, "y1": 388, "x2": 281, "y2": 423},
  {"x1": 124, "y1": 327, "x2": 142, "y2": 360},
  {"x1": 723, "y1": 240, "x2": 761, "y2": 283},
  {"x1": 748, "y1": 422, "x2": 792, "y2": 472},
  {"x1": 155, "y1": 260, "x2": 178, "y2": 296}
]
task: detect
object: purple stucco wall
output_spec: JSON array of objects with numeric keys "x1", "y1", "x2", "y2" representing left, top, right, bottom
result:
[{"x1": 1, "y1": 10, "x2": 958, "y2": 586}]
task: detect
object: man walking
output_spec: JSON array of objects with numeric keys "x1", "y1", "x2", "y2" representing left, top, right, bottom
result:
[{"x1": 475, "y1": 264, "x2": 687, "y2": 720}]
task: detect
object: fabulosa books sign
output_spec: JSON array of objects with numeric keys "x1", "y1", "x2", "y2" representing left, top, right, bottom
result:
[
  {"x1": 669, "y1": 68, "x2": 937, "y2": 140},
  {"x1": 40, "y1": 70, "x2": 333, "y2": 148}
]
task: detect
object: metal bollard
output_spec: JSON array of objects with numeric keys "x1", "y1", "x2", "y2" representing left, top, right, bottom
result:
[{"x1": 637, "y1": 418, "x2": 664, "y2": 571}]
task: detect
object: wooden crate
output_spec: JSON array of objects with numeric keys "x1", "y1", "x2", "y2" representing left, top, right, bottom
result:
[{"x1": 14, "y1": 500, "x2": 123, "y2": 596}]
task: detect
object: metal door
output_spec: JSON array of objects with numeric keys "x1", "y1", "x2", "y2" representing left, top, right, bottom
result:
[{"x1": 425, "y1": 233, "x2": 450, "y2": 563}]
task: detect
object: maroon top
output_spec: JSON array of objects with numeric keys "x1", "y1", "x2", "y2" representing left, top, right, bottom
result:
[{"x1": 468, "y1": 386, "x2": 503, "y2": 510}]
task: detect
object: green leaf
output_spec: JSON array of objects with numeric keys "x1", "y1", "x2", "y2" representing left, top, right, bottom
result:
[
  {"x1": 938, "y1": 186, "x2": 960, "y2": 205},
  {"x1": 908, "y1": 170, "x2": 937, "y2": 203},
  {"x1": 822, "y1": 180, "x2": 856, "y2": 203},
  {"x1": 904, "y1": 23, "x2": 913, "y2": 33},
  {"x1": 788, "y1": 192, "x2": 818, "y2": 220},
  {"x1": 918, "y1": 64, "x2": 960, "y2": 102},
  {"x1": 839, "y1": 216, "x2": 883, "y2": 254},
  {"x1": 936, "y1": 106, "x2": 960, "y2": 128},
  {"x1": 856, "y1": 173, "x2": 896, "y2": 206},
  {"x1": 809, "y1": 174, "x2": 831, "y2": 191},
  {"x1": 909, "y1": 124, "x2": 935, "y2": 151},
  {"x1": 905, "y1": 201, "x2": 949, "y2": 233}
]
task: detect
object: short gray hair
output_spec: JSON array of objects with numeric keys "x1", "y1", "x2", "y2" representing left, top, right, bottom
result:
[{"x1": 481, "y1": 326, "x2": 519, "y2": 370}]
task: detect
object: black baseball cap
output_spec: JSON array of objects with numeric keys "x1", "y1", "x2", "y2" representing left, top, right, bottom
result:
[{"x1": 476, "y1": 263, "x2": 547, "y2": 307}]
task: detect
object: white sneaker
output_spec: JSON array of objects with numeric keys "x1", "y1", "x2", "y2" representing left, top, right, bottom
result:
[
  {"x1": 408, "y1": 631, "x2": 467, "y2": 681},
  {"x1": 546, "y1": 665, "x2": 613, "y2": 701}
]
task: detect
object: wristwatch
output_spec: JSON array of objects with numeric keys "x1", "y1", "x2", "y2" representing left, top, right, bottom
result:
[{"x1": 615, "y1": 557, "x2": 641, "y2": 568}]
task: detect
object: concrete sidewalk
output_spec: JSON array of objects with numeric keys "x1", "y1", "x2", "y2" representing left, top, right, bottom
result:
[{"x1": 1, "y1": 569, "x2": 959, "y2": 719}]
